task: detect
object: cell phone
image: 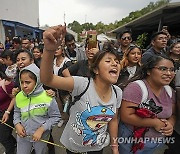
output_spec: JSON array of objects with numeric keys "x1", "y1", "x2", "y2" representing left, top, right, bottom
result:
[
  {"x1": 88, "y1": 34, "x2": 97, "y2": 50},
  {"x1": 162, "y1": 26, "x2": 168, "y2": 30}
]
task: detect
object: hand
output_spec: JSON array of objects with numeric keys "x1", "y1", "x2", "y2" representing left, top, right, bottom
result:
[
  {"x1": 46, "y1": 89, "x2": 55, "y2": 97},
  {"x1": 161, "y1": 29, "x2": 171, "y2": 40},
  {"x1": 1, "y1": 112, "x2": 9, "y2": 123},
  {"x1": 153, "y1": 118, "x2": 166, "y2": 132},
  {"x1": 32, "y1": 126, "x2": 45, "y2": 141},
  {"x1": 12, "y1": 88, "x2": 20, "y2": 97},
  {"x1": 15, "y1": 123, "x2": 26, "y2": 137},
  {"x1": 160, "y1": 119, "x2": 173, "y2": 136},
  {"x1": 111, "y1": 146, "x2": 119, "y2": 154},
  {"x1": 43, "y1": 25, "x2": 66, "y2": 52}
]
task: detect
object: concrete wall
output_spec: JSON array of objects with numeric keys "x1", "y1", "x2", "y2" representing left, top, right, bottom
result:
[
  {"x1": 0, "y1": 0, "x2": 39, "y2": 27},
  {"x1": 0, "y1": 21, "x2": 5, "y2": 44}
]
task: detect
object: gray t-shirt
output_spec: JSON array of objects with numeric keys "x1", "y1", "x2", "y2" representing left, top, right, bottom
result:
[{"x1": 60, "y1": 77, "x2": 122, "y2": 153}]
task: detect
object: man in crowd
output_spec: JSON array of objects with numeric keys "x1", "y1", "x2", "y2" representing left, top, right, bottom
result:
[
  {"x1": 142, "y1": 31, "x2": 168, "y2": 64},
  {"x1": 21, "y1": 38, "x2": 31, "y2": 51},
  {"x1": 12, "y1": 36, "x2": 21, "y2": 51},
  {"x1": 64, "y1": 34, "x2": 86, "y2": 64},
  {"x1": 117, "y1": 30, "x2": 133, "y2": 60}
]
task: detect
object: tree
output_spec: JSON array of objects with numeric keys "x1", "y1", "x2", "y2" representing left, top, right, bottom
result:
[
  {"x1": 68, "y1": 21, "x2": 82, "y2": 34},
  {"x1": 82, "y1": 23, "x2": 95, "y2": 31},
  {"x1": 67, "y1": 0, "x2": 171, "y2": 36}
]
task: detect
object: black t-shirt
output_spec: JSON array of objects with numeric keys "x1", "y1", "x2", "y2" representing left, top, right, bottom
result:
[{"x1": 68, "y1": 60, "x2": 90, "y2": 77}]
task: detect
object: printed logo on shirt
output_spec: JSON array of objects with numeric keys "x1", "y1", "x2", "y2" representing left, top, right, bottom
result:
[{"x1": 71, "y1": 101, "x2": 114, "y2": 146}]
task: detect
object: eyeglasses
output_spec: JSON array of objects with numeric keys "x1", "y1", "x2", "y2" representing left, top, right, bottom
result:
[
  {"x1": 153, "y1": 66, "x2": 175, "y2": 73},
  {"x1": 121, "y1": 36, "x2": 132, "y2": 40}
]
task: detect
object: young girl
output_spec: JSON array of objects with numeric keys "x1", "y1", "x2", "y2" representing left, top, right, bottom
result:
[
  {"x1": 13, "y1": 63, "x2": 61, "y2": 154},
  {"x1": 53, "y1": 45, "x2": 72, "y2": 127},
  {"x1": 0, "y1": 72, "x2": 16, "y2": 154},
  {"x1": 168, "y1": 42, "x2": 180, "y2": 70},
  {"x1": 40, "y1": 25, "x2": 122, "y2": 154},
  {"x1": 32, "y1": 46, "x2": 43, "y2": 68},
  {"x1": 117, "y1": 45, "x2": 142, "y2": 89},
  {"x1": 119, "y1": 55, "x2": 176, "y2": 154},
  {"x1": 15, "y1": 49, "x2": 57, "y2": 154}
]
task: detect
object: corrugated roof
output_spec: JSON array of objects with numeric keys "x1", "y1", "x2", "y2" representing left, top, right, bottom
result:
[{"x1": 110, "y1": 2, "x2": 180, "y2": 36}]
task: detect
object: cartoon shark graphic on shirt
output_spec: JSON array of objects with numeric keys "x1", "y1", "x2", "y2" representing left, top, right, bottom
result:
[{"x1": 71, "y1": 102, "x2": 114, "y2": 146}]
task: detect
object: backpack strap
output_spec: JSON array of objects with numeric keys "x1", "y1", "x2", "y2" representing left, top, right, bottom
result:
[
  {"x1": 112, "y1": 85, "x2": 117, "y2": 98},
  {"x1": 135, "y1": 80, "x2": 172, "y2": 103},
  {"x1": 72, "y1": 77, "x2": 91, "y2": 105},
  {"x1": 164, "y1": 85, "x2": 172, "y2": 98},
  {"x1": 134, "y1": 80, "x2": 148, "y2": 103}
]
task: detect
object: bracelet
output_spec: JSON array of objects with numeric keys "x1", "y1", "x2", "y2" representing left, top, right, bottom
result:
[
  {"x1": 110, "y1": 144, "x2": 118, "y2": 147},
  {"x1": 5, "y1": 110, "x2": 10, "y2": 114}
]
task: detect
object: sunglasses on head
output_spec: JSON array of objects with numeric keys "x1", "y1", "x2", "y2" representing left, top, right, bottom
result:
[{"x1": 121, "y1": 36, "x2": 132, "y2": 40}]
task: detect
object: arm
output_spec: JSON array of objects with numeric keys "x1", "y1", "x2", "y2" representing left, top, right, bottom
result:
[
  {"x1": 14, "y1": 100, "x2": 26, "y2": 137},
  {"x1": 2, "y1": 98, "x2": 15, "y2": 123},
  {"x1": 62, "y1": 68, "x2": 71, "y2": 77},
  {"x1": 108, "y1": 109, "x2": 119, "y2": 154},
  {"x1": 42, "y1": 98, "x2": 61, "y2": 131},
  {"x1": 161, "y1": 103, "x2": 176, "y2": 136},
  {"x1": 167, "y1": 103, "x2": 176, "y2": 126},
  {"x1": 33, "y1": 98, "x2": 60, "y2": 141},
  {"x1": 120, "y1": 100, "x2": 165, "y2": 131},
  {"x1": 40, "y1": 25, "x2": 74, "y2": 92},
  {"x1": 2, "y1": 81, "x2": 16, "y2": 122}
]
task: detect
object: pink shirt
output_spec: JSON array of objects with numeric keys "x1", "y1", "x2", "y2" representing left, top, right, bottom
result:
[{"x1": 122, "y1": 80, "x2": 175, "y2": 137}]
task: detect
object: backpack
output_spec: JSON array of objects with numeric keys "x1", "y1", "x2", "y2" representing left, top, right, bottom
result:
[
  {"x1": 134, "y1": 80, "x2": 172, "y2": 103},
  {"x1": 65, "y1": 78, "x2": 117, "y2": 114}
]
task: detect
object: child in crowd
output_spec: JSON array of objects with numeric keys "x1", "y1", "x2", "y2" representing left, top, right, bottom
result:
[
  {"x1": 117, "y1": 45, "x2": 142, "y2": 89},
  {"x1": 13, "y1": 63, "x2": 61, "y2": 154},
  {"x1": 0, "y1": 71, "x2": 16, "y2": 154}
]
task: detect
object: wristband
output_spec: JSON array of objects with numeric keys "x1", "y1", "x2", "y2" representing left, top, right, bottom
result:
[
  {"x1": 5, "y1": 110, "x2": 10, "y2": 114},
  {"x1": 110, "y1": 144, "x2": 118, "y2": 147}
]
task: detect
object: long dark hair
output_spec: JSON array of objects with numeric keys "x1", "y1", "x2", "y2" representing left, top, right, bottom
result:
[
  {"x1": 0, "y1": 49, "x2": 16, "y2": 63},
  {"x1": 122, "y1": 54, "x2": 174, "y2": 87}
]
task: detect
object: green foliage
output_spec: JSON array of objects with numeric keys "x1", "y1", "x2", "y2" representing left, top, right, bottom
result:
[
  {"x1": 67, "y1": 0, "x2": 170, "y2": 35},
  {"x1": 82, "y1": 23, "x2": 95, "y2": 31},
  {"x1": 68, "y1": 21, "x2": 83, "y2": 34},
  {"x1": 136, "y1": 33, "x2": 148, "y2": 49}
]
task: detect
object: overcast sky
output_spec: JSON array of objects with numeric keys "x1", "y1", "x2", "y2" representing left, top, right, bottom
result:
[{"x1": 39, "y1": 0, "x2": 179, "y2": 26}]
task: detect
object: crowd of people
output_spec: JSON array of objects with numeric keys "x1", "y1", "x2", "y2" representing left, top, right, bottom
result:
[{"x1": 0, "y1": 24, "x2": 179, "y2": 154}]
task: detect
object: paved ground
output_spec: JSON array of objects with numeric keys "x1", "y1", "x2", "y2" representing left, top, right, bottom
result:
[{"x1": 0, "y1": 122, "x2": 168, "y2": 154}]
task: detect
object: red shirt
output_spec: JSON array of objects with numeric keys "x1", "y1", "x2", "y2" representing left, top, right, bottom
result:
[{"x1": 0, "y1": 82, "x2": 14, "y2": 111}]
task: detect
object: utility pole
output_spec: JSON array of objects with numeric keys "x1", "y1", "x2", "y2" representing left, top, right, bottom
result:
[
  {"x1": 85, "y1": 14, "x2": 87, "y2": 23},
  {"x1": 64, "y1": 12, "x2": 66, "y2": 24}
]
